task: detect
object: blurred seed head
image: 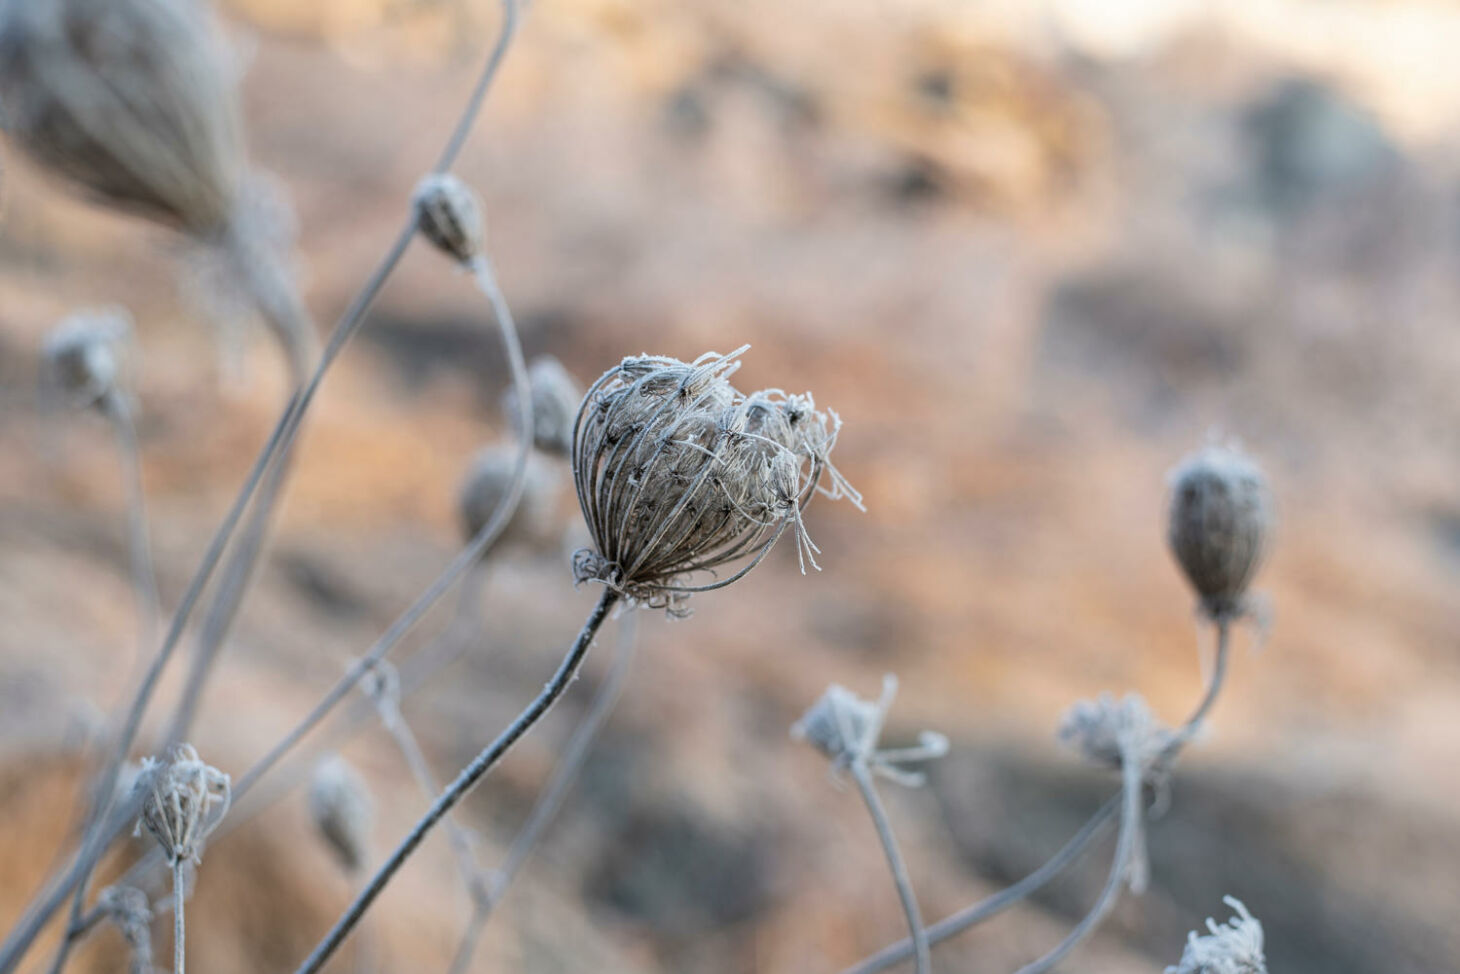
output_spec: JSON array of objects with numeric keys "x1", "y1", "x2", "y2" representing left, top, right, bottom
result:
[
  {"x1": 0, "y1": 0, "x2": 244, "y2": 237},
  {"x1": 458, "y1": 445, "x2": 562, "y2": 555},
  {"x1": 134, "y1": 743, "x2": 230, "y2": 866},
  {"x1": 1167, "y1": 442, "x2": 1274, "y2": 620},
  {"x1": 97, "y1": 886, "x2": 152, "y2": 974},
  {"x1": 1165, "y1": 897, "x2": 1267, "y2": 974},
  {"x1": 502, "y1": 356, "x2": 582, "y2": 457},
  {"x1": 42, "y1": 308, "x2": 132, "y2": 411},
  {"x1": 1059, "y1": 692, "x2": 1173, "y2": 778},
  {"x1": 792, "y1": 675, "x2": 947, "y2": 787},
  {"x1": 413, "y1": 173, "x2": 483, "y2": 265},
  {"x1": 571, "y1": 347, "x2": 859, "y2": 615},
  {"x1": 308, "y1": 754, "x2": 373, "y2": 874}
]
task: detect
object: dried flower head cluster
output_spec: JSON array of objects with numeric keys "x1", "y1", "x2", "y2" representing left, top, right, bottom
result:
[
  {"x1": 96, "y1": 885, "x2": 153, "y2": 974},
  {"x1": 42, "y1": 309, "x2": 131, "y2": 410},
  {"x1": 1167, "y1": 443, "x2": 1273, "y2": 620},
  {"x1": 413, "y1": 173, "x2": 484, "y2": 266},
  {"x1": 792, "y1": 675, "x2": 948, "y2": 787},
  {"x1": 571, "y1": 347, "x2": 860, "y2": 614},
  {"x1": 1166, "y1": 897, "x2": 1267, "y2": 974},
  {"x1": 0, "y1": 0, "x2": 244, "y2": 237},
  {"x1": 308, "y1": 755, "x2": 374, "y2": 874},
  {"x1": 503, "y1": 355, "x2": 582, "y2": 456},
  {"x1": 134, "y1": 744, "x2": 231, "y2": 866},
  {"x1": 458, "y1": 445, "x2": 562, "y2": 554},
  {"x1": 1059, "y1": 692, "x2": 1175, "y2": 780}
]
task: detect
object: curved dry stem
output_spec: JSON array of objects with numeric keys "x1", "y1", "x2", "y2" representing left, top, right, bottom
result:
[
  {"x1": 850, "y1": 760, "x2": 929, "y2": 974},
  {"x1": 292, "y1": 589, "x2": 619, "y2": 974}
]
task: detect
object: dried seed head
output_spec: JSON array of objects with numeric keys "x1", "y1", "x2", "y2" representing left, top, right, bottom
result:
[
  {"x1": 412, "y1": 173, "x2": 484, "y2": 265},
  {"x1": 134, "y1": 743, "x2": 230, "y2": 866},
  {"x1": 97, "y1": 886, "x2": 153, "y2": 974},
  {"x1": 502, "y1": 356, "x2": 582, "y2": 456},
  {"x1": 458, "y1": 445, "x2": 562, "y2": 554},
  {"x1": 1167, "y1": 443, "x2": 1274, "y2": 620},
  {"x1": 1165, "y1": 897, "x2": 1267, "y2": 974},
  {"x1": 1058, "y1": 692, "x2": 1174, "y2": 778},
  {"x1": 308, "y1": 755, "x2": 373, "y2": 874},
  {"x1": 0, "y1": 0, "x2": 244, "y2": 236},
  {"x1": 42, "y1": 308, "x2": 131, "y2": 410},
  {"x1": 571, "y1": 347, "x2": 859, "y2": 615},
  {"x1": 792, "y1": 675, "x2": 947, "y2": 787}
]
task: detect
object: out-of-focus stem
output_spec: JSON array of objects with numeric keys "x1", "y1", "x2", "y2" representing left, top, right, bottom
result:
[{"x1": 850, "y1": 760, "x2": 929, "y2": 974}]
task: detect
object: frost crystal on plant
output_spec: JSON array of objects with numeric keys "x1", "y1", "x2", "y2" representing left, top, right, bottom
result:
[
  {"x1": 571, "y1": 347, "x2": 860, "y2": 615},
  {"x1": 135, "y1": 744, "x2": 231, "y2": 867},
  {"x1": 1167, "y1": 442, "x2": 1273, "y2": 620},
  {"x1": 792, "y1": 675, "x2": 948, "y2": 787},
  {"x1": 1165, "y1": 897, "x2": 1267, "y2": 974}
]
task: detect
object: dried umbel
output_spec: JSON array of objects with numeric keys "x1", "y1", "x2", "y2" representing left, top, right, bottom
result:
[
  {"x1": 413, "y1": 173, "x2": 484, "y2": 265},
  {"x1": 0, "y1": 0, "x2": 244, "y2": 237},
  {"x1": 308, "y1": 755, "x2": 374, "y2": 874},
  {"x1": 1167, "y1": 443, "x2": 1273, "y2": 620},
  {"x1": 96, "y1": 885, "x2": 153, "y2": 974},
  {"x1": 502, "y1": 355, "x2": 582, "y2": 456},
  {"x1": 134, "y1": 744, "x2": 231, "y2": 866},
  {"x1": 42, "y1": 308, "x2": 131, "y2": 410},
  {"x1": 1059, "y1": 692, "x2": 1174, "y2": 779},
  {"x1": 1166, "y1": 897, "x2": 1267, "y2": 974},
  {"x1": 792, "y1": 675, "x2": 948, "y2": 787},
  {"x1": 458, "y1": 445, "x2": 562, "y2": 554},
  {"x1": 571, "y1": 347, "x2": 860, "y2": 614}
]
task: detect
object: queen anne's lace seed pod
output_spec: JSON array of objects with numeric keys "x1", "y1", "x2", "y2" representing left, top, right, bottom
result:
[
  {"x1": 308, "y1": 755, "x2": 373, "y2": 874},
  {"x1": 458, "y1": 445, "x2": 561, "y2": 554},
  {"x1": 1165, "y1": 897, "x2": 1267, "y2": 974},
  {"x1": 413, "y1": 173, "x2": 484, "y2": 265},
  {"x1": 135, "y1": 744, "x2": 230, "y2": 867},
  {"x1": 502, "y1": 356, "x2": 582, "y2": 456},
  {"x1": 571, "y1": 347, "x2": 858, "y2": 614},
  {"x1": 0, "y1": 0, "x2": 244, "y2": 237},
  {"x1": 43, "y1": 309, "x2": 131, "y2": 410},
  {"x1": 1167, "y1": 443, "x2": 1273, "y2": 619}
]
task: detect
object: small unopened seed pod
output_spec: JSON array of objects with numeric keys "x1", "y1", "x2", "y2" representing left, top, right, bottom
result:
[
  {"x1": 308, "y1": 755, "x2": 373, "y2": 874},
  {"x1": 0, "y1": 0, "x2": 244, "y2": 237},
  {"x1": 412, "y1": 173, "x2": 484, "y2": 265},
  {"x1": 1167, "y1": 443, "x2": 1273, "y2": 619},
  {"x1": 502, "y1": 356, "x2": 582, "y2": 456},
  {"x1": 571, "y1": 348, "x2": 857, "y2": 614},
  {"x1": 42, "y1": 310, "x2": 132, "y2": 410},
  {"x1": 458, "y1": 445, "x2": 562, "y2": 554},
  {"x1": 135, "y1": 744, "x2": 230, "y2": 866}
]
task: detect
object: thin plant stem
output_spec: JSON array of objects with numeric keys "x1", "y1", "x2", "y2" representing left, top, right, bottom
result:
[
  {"x1": 172, "y1": 862, "x2": 185, "y2": 974},
  {"x1": 850, "y1": 760, "x2": 929, "y2": 974},
  {"x1": 0, "y1": 4, "x2": 523, "y2": 963},
  {"x1": 446, "y1": 612, "x2": 638, "y2": 974},
  {"x1": 292, "y1": 589, "x2": 619, "y2": 974},
  {"x1": 102, "y1": 390, "x2": 160, "y2": 654}
]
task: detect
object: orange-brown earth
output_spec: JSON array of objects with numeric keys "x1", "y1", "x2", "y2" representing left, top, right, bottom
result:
[{"x1": 2, "y1": 1, "x2": 1459, "y2": 972}]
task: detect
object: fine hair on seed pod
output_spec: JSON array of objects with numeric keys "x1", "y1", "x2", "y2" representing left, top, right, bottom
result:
[
  {"x1": 571, "y1": 346, "x2": 861, "y2": 616},
  {"x1": 413, "y1": 173, "x2": 484, "y2": 266},
  {"x1": 1166, "y1": 441, "x2": 1274, "y2": 620},
  {"x1": 501, "y1": 355, "x2": 582, "y2": 457},
  {"x1": 458, "y1": 445, "x2": 563, "y2": 555},
  {"x1": 307, "y1": 754, "x2": 373, "y2": 874}
]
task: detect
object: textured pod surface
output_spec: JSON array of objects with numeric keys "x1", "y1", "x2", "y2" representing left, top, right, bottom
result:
[
  {"x1": 412, "y1": 173, "x2": 484, "y2": 265},
  {"x1": 0, "y1": 0, "x2": 243, "y2": 236},
  {"x1": 502, "y1": 355, "x2": 582, "y2": 456},
  {"x1": 1166, "y1": 444, "x2": 1273, "y2": 617},
  {"x1": 458, "y1": 444, "x2": 562, "y2": 553},
  {"x1": 571, "y1": 348, "x2": 856, "y2": 614},
  {"x1": 307, "y1": 755, "x2": 373, "y2": 874}
]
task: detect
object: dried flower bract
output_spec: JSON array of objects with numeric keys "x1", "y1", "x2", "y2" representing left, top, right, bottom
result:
[
  {"x1": 308, "y1": 755, "x2": 374, "y2": 874},
  {"x1": 135, "y1": 743, "x2": 231, "y2": 866},
  {"x1": 1167, "y1": 442, "x2": 1273, "y2": 620},
  {"x1": 413, "y1": 173, "x2": 484, "y2": 265},
  {"x1": 0, "y1": 0, "x2": 244, "y2": 236},
  {"x1": 571, "y1": 347, "x2": 859, "y2": 615},
  {"x1": 1166, "y1": 897, "x2": 1267, "y2": 974}
]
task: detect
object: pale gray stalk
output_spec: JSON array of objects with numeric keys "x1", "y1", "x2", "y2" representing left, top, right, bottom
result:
[
  {"x1": 100, "y1": 388, "x2": 160, "y2": 653},
  {"x1": 445, "y1": 612, "x2": 638, "y2": 974},
  {"x1": 172, "y1": 862, "x2": 186, "y2": 974},
  {"x1": 291, "y1": 589, "x2": 619, "y2": 974},
  {"x1": 851, "y1": 759, "x2": 930, "y2": 974},
  {"x1": 0, "y1": 5, "x2": 521, "y2": 970}
]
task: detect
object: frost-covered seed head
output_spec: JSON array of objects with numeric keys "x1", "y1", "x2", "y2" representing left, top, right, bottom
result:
[
  {"x1": 571, "y1": 347, "x2": 858, "y2": 615},
  {"x1": 503, "y1": 356, "x2": 582, "y2": 456},
  {"x1": 43, "y1": 309, "x2": 131, "y2": 410},
  {"x1": 413, "y1": 173, "x2": 484, "y2": 265},
  {"x1": 792, "y1": 683, "x2": 887, "y2": 765},
  {"x1": 458, "y1": 445, "x2": 562, "y2": 554},
  {"x1": 308, "y1": 755, "x2": 373, "y2": 874},
  {"x1": 1059, "y1": 692, "x2": 1174, "y2": 777},
  {"x1": 97, "y1": 886, "x2": 152, "y2": 974},
  {"x1": 1165, "y1": 897, "x2": 1267, "y2": 974},
  {"x1": 0, "y1": 0, "x2": 244, "y2": 236},
  {"x1": 1167, "y1": 443, "x2": 1274, "y2": 619},
  {"x1": 135, "y1": 744, "x2": 230, "y2": 866}
]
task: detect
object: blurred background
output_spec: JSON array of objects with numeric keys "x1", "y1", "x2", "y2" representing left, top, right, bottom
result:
[{"x1": 2, "y1": 0, "x2": 1459, "y2": 971}]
